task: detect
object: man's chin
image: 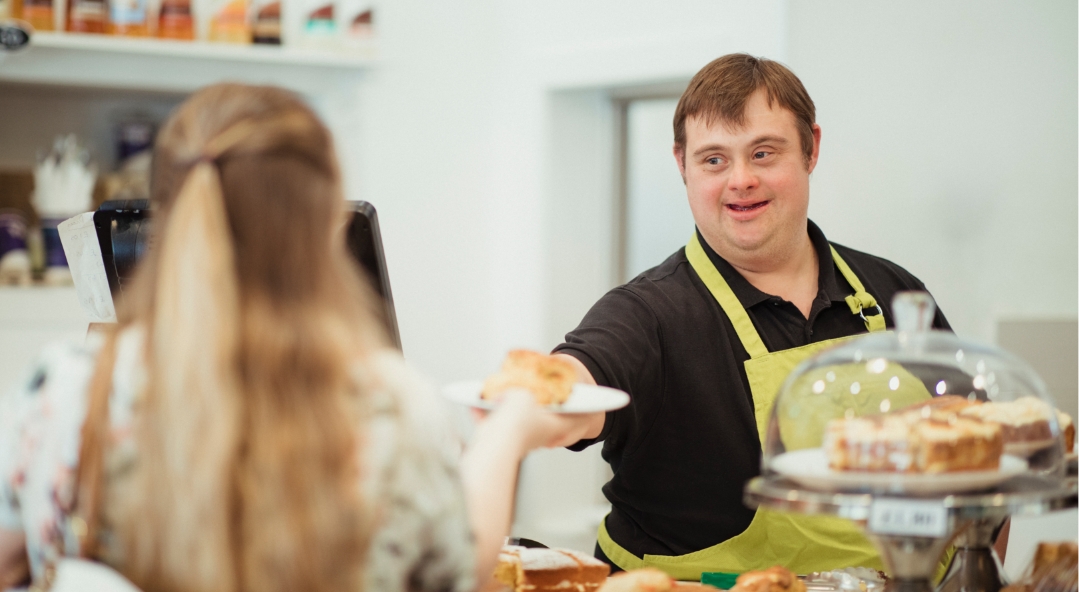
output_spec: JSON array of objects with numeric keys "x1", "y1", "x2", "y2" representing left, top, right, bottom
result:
[{"x1": 718, "y1": 228, "x2": 770, "y2": 254}]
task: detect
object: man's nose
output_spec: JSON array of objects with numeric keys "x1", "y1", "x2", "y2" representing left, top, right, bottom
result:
[{"x1": 727, "y1": 159, "x2": 758, "y2": 192}]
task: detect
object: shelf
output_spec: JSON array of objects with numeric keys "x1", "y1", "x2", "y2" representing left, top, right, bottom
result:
[{"x1": 0, "y1": 31, "x2": 376, "y2": 93}]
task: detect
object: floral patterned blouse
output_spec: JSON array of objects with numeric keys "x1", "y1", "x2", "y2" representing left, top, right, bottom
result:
[{"x1": 0, "y1": 328, "x2": 475, "y2": 592}]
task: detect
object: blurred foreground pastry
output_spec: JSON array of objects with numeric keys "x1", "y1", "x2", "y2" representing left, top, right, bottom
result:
[
  {"x1": 481, "y1": 350, "x2": 577, "y2": 405},
  {"x1": 1000, "y1": 541, "x2": 1077, "y2": 592},
  {"x1": 597, "y1": 567, "x2": 675, "y2": 592},
  {"x1": 730, "y1": 566, "x2": 807, "y2": 592},
  {"x1": 804, "y1": 567, "x2": 886, "y2": 591},
  {"x1": 493, "y1": 545, "x2": 609, "y2": 592}
]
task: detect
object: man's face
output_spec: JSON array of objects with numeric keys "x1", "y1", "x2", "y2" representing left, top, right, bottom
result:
[{"x1": 675, "y1": 89, "x2": 821, "y2": 264}]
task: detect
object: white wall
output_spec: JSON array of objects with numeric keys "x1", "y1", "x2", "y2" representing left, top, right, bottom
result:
[
  {"x1": 787, "y1": 0, "x2": 1078, "y2": 343},
  {"x1": 625, "y1": 98, "x2": 693, "y2": 281}
]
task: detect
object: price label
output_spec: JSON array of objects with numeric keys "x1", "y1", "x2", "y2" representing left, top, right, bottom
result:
[{"x1": 868, "y1": 498, "x2": 947, "y2": 537}]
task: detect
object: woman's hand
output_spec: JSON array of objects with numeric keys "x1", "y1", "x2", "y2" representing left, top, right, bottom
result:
[{"x1": 480, "y1": 390, "x2": 604, "y2": 452}]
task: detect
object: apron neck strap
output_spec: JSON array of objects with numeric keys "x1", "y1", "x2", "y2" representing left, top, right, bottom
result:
[
  {"x1": 829, "y1": 246, "x2": 886, "y2": 333},
  {"x1": 686, "y1": 233, "x2": 770, "y2": 359},
  {"x1": 685, "y1": 234, "x2": 887, "y2": 360}
]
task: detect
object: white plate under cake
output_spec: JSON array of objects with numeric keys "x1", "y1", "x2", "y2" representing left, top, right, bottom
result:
[{"x1": 772, "y1": 448, "x2": 1028, "y2": 494}]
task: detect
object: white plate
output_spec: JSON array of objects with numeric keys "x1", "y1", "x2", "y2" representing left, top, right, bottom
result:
[
  {"x1": 1003, "y1": 439, "x2": 1056, "y2": 458},
  {"x1": 441, "y1": 380, "x2": 629, "y2": 414},
  {"x1": 771, "y1": 448, "x2": 1029, "y2": 494}
]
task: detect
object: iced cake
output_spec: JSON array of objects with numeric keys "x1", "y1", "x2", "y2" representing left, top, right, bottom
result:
[{"x1": 494, "y1": 546, "x2": 609, "y2": 592}]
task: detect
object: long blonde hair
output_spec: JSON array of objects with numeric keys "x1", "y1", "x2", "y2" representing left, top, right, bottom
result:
[{"x1": 85, "y1": 84, "x2": 384, "y2": 592}]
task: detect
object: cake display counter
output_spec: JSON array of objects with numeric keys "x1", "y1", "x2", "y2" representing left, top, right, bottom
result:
[{"x1": 746, "y1": 292, "x2": 1076, "y2": 592}]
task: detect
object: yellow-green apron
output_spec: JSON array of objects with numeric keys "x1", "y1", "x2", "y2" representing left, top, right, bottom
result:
[{"x1": 596, "y1": 234, "x2": 931, "y2": 580}]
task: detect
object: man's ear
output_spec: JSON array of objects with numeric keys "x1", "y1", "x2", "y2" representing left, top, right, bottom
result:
[
  {"x1": 806, "y1": 123, "x2": 822, "y2": 174},
  {"x1": 673, "y1": 144, "x2": 687, "y2": 185}
]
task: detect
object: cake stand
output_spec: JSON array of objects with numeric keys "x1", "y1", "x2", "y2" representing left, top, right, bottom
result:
[{"x1": 743, "y1": 474, "x2": 1078, "y2": 592}]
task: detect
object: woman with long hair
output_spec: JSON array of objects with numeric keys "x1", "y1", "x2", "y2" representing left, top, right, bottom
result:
[{"x1": 0, "y1": 84, "x2": 596, "y2": 591}]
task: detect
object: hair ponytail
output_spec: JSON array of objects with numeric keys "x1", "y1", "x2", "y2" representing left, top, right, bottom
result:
[
  {"x1": 100, "y1": 84, "x2": 376, "y2": 592},
  {"x1": 124, "y1": 161, "x2": 244, "y2": 592}
]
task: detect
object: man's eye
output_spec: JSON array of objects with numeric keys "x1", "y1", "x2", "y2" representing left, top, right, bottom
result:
[
  {"x1": 707, "y1": 157, "x2": 723, "y2": 165},
  {"x1": 754, "y1": 151, "x2": 771, "y2": 159}
]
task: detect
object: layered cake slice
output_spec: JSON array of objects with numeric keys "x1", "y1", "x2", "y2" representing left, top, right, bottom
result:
[
  {"x1": 960, "y1": 396, "x2": 1075, "y2": 453},
  {"x1": 909, "y1": 414, "x2": 1004, "y2": 473},
  {"x1": 824, "y1": 406, "x2": 1003, "y2": 473}
]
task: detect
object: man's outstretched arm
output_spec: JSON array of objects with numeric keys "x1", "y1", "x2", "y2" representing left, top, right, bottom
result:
[{"x1": 553, "y1": 353, "x2": 606, "y2": 441}]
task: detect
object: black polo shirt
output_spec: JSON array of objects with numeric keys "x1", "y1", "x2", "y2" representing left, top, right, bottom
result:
[{"x1": 553, "y1": 220, "x2": 950, "y2": 560}]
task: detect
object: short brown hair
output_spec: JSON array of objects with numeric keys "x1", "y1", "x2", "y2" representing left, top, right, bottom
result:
[{"x1": 674, "y1": 54, "x2": 816, "y2": 163}]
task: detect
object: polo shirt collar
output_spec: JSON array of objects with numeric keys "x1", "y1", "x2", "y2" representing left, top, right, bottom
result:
[{"x1": 694, "y1": 220, "x2": 850, "y2": 309}]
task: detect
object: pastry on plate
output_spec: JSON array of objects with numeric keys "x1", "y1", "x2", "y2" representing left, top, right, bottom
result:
[{"x1": 481, "y1": 349, "x2": 577, "y2": 405}]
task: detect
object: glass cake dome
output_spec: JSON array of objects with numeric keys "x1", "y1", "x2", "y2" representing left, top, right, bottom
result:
[{"x1": 762, "y1": 292, "x2": 1070, "y2": 494}]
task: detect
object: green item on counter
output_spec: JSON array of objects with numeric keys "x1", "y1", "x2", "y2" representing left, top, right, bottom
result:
[{"x1": 700, "y1": 572, "x2": 738, "y2": 590}]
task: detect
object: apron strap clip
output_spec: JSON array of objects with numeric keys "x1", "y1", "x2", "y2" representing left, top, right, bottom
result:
[
  {"x1": 845, "y1": 292, "x2": 885, "y2": 332},
  {"x1": 844, "y1": 291, "x2": 877, "y2": 315}
]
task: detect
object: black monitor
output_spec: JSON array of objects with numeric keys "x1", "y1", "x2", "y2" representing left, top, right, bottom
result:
[{"x1": 92, "y1": 199, "x2": 401, "y2": 349}]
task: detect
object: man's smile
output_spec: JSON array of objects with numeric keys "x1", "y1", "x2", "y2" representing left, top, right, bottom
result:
[
  {"x1": 728, "y1": 201, "x2": 767, "y2": 212},
  {"x1": 724, "y1": 200, "x2": 770, "y2": 220}
]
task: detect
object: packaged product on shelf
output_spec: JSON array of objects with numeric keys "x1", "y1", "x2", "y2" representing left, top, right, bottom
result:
[
  {"x1": 20, "y1": 0, "x2": 54, "y2": 31},
  {"x1": 336, "y1": 0, "x2": 370, "y2": 46},
  {"x1": 108, "y1": 0, "x2": 149, "y2": 35},
  {"x1": 157, "y1": 0, "x2": 194, "y2": 39},
  {"x1": 66, "y1": 0, "x2": 107, "y2": 33},
  {"x1": 249, "y1": 0, "x2": 279, "y2": 44},
  {"x1": 103, "y1": 120, "x2": 154, "y2": 201},
  {"x1": 32, "y1": 135, "x2": 97, "y2": 286},
  {"x1": 207, "y1": 0, "x2": 250, "y2": 42},
  {"x1": 295, "y1": 0, "x2": 334, "y2": 47},
  {"x1": 3, "y1": 0, "x2": 23, "y2": 19},
  {"x1": 0, "y1": 210, "x2": 32, "y2": 287}
]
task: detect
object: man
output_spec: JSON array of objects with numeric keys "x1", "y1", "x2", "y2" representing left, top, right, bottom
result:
[{"x1": 551, "y1": 54, "x2": 949, "y2": 577}]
